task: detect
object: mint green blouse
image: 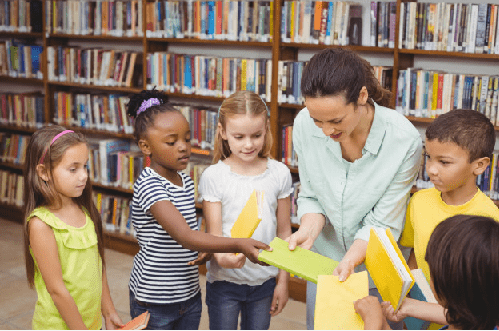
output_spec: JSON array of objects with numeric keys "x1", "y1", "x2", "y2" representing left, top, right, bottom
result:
[
  {"x1": 28, "y1": 207, "x2": 103, "y2": 330},
  {"x1": 293, "y1": 102, "x2": 422, "y2": 275}
]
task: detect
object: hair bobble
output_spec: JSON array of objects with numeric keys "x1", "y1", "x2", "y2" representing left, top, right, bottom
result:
[{"x1": 137, "y1": 98, "x2": 161, "y2": 116}]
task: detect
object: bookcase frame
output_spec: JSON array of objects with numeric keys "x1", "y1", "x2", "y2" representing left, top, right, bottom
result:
[{"x1": 2, "y1": 0, "x2": 499, "y2": 303}]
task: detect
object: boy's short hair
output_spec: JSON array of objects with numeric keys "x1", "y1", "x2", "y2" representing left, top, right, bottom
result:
[
  {"x1": 425, "y1": 109, "x2": 495, "y2": 162},
  {"x1": 425, "y1": 214, "x2": 499, "y2": 330}
]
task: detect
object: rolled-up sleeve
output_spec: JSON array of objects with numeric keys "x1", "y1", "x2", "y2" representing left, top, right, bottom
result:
[
  {"x1": 293, "y1": 110, "x2": 326, "y2": 220},
  {"x1": 354, "y1": 136, "x2": 422, "y2": 242}
]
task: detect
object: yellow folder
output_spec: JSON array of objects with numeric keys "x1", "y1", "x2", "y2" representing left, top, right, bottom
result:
[
  {"x1": 365, "y1": 228, "x2": 414, "y2": 311},
  {"x1": 314, "y1": 271, "x2": 369, "y2": 330},
  {"x1": 230, "y1": 190, "x2": 263, "y2": 238}
]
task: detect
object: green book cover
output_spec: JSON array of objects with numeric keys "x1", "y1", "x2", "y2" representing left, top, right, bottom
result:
[{"x1": 258, "y1": 237, "x2": 339, "y2": 284}]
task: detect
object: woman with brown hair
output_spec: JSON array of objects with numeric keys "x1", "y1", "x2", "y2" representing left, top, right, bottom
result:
[{"x1": 287, "y1": 48, "x2": 422, "y2": 329}]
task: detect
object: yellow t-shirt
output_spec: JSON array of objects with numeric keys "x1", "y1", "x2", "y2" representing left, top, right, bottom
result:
[
  {"x1": 28, "y1": 207, "x2": 103, "y2": 330},
  {"x1": 400, "y1": 187, "x2": 499, "y2": 283}
]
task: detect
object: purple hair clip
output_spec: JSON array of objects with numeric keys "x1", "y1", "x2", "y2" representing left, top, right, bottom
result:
[{"x1": 137, "y1": 98, "x2": 161, "y2": 116}]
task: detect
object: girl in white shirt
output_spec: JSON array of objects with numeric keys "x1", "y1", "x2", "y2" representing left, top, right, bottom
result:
[{"x1": 199, "y1": 90, "x2": 293, "y2": 330}]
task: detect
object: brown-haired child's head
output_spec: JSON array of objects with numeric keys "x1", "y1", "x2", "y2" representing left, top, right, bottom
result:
[
  {"x1": 426, "y1": 109, "x2": 495, "y2": 162},
  {"x1": 425, "y1": 214, "x2": 499, "y2": 329}
]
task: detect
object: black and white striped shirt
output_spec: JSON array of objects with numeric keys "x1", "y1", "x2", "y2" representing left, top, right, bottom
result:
[{"x1": 129, "y1": 168, "x2": 200, "y2": 304}]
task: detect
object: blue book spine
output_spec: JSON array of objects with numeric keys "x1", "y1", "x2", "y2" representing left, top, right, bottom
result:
[
  {"x1": 208, "y1": 1, "x2": 215, "y2": 39},
  {"x1": 326, "y1": 2, "x2": 334, "y2": 39},
  {"x1": 185, "y1": 55, "x2": 192, "y2": 90}
]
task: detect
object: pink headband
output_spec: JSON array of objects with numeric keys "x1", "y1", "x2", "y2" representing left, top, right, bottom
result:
[
  {"x1": 39, "y1": 130, "x2": 74, "y2": 164},
  {"x1": 137, "y1": 98, "x2": 161, "y2": 116}
]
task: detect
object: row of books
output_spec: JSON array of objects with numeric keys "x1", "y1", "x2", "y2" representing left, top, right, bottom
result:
[
  {"x1": 53, "y1": 92, "x2": 134, "y2": 134},
  {"x1": 0, "y1": 92, "x2": 44, "y2": 128},
  {"x1": 182, "y1": 158, "x2": 210, "y2": 203},
  {"x1": 0, "y1": 0, "x2": 42, "y2": 33},
  {"x1": 281, "y1": 124, "x2": 297, "y2": 167},
  {"x1": 399, "y1": 2, "x2": 499, "y2": 54},
  {"x1": 0, "y1": 133, "x2": 29, "y2": 165},
  {"x1": 46, "y1": 46, "x2": 140, "y2": 87},
  {"x1": 0, "y1": 170, "x2": 24, "y2": 207},
  {"x1": 277, "y1": 61, "x2": 393, "y2": 105},
  {"x1": 94, "y1": 192, "x2": 133, "y2": 234},
  {"x1": 87, "y1": 138, "x2": 140, "y2": 189},
  {"x1": 416, "y1": 150, "x2": 499, "y2": 201},
  {"x1": 175, "y1": 104, "x2": 218, "y2": 151},
  {"x1": 370, "y1": 1, "x2": 397, "y2": 48},
  {"x1": 280, "y1": 1, "x2": 364, "y2": 47},
  {"x1": 145, "y1": 0, "x2": 273, "y2": 42},
  {"x1": 45, "y1": 0, "x2": 143, "y2": 37},
  {"x1": 146, "y1": 53, "x2": 272, "y2": 100},
  {"x1": 396, "y1": 69, "x2": 499, "y2": 126},
  {"x1": 0, "y1": 40, "x2": 43, "y2": 79}
]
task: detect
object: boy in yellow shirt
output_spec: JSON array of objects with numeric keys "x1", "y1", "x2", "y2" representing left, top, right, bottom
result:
[{"x1": 383, "y1": 109, "x2": 499, "y2": 325}]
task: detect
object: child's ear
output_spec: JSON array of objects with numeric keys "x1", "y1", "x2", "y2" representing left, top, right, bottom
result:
[
  {"x1": 36, "y1": 164, "x2": 50, "y2": 182},
  {"x1": 218, "y1": 123, "x2": 227, "y2": 140},
  {"x1": 138, "y1": 138, "x2": 151, "y2": 156},
  {"x1": 472, "y1": 156, "x2": 490, "y2": 176}
]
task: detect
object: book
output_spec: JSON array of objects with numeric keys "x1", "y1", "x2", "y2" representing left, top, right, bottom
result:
[
  {"x1": 404, "y1": 269, "x2": 438, "y2": 330},
  {"x1": 314, "y1": 271, "x2": 369, "y2": 330},
  {"x1": 258, "y1": 237, "x2": 339, "y2": 284},
  {"x1": 365, "y1": 228, "x2": 414, "y2": 311},
  {"x1": 230, "y1": 190, "x2": 264, "y2": 238},
  {"x1": 119, "y1": 311, "x2": 150, "y2": 330}
]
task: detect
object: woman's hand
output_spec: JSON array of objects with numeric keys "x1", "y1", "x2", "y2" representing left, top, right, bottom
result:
[
  {"x1": 187, "y1": 252, "x2": 213, "y2": 266},
  {"x1": 214, "y1": 252, "x2": 247, "y2": 269},
  {"x1": 104, "y1": 311, "x2": 123, "y2": 330},
  {"x1": 333, "y1": 258, "x2": 356, "y2": 282},
  {"x1": 286, "y1": 227, "x2": 316, "y2": 251},
  {"x1": 354, "y1": 296, "x2": 388, "y2": 330}
]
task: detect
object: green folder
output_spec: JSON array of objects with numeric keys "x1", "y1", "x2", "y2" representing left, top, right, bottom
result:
[{"x1": 258, "y1": 237, "x2": 339, "y2": 284}]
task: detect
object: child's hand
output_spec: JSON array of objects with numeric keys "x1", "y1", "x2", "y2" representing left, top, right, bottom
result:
[
  {"x1": 270, "y1": 280, "x2": 289, "y2": 317},
  {"x1": 354, "y1": 296, "x2": 387, "y2": 330},
  {"x1": 187, "y1": 252, "x2": 213, "y2": 265},
  {"x1": 237, "y1": 238, "x2": 272, "y2": 265},
  {"x1": 215, "y1": 252, "x2": 246, "y2": 269},
  {"x1": 381, "y1": 300, "x2": 407, "y2": 322},
  {"x1": 104, "y1": 311, "x2": 124, "y2": 330}
]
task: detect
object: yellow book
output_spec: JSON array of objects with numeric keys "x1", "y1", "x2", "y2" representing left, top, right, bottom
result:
[
  {"x1": 314, "y1": 271, "x2": 369, "y2": 330},
  {"x1": 231, "y1": 190, "x2": 263, "y2": 238},
  {"x1": 365, "y1": 228, "x2": 414, "y2": 311}
]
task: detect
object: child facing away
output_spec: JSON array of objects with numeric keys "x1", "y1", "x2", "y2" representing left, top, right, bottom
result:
[
  {"x1": 126, "y1": 90, "x2": 271, "y2": 330},
  {"x1": 385, "y1": 109, "x2": 499, "y2": 326},
  {"x1": 354, "y1": 214, "x2": 499, "y2": 330},
  {"x1": 198, "y1": 90, "x2": 293, "y2": 330},
  {"x1": 23, "y1": 126, "x2": 123, "y2": 329}
]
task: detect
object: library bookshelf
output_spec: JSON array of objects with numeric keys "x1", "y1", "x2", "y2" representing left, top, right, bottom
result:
[{"x1": 2, "y1": 0, "x2": 499, "y2": 303}]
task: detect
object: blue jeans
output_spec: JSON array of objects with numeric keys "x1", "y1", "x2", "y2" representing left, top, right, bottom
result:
[
  {"x1": 206, "y1": 278, "x2": 276, "y2": 330},
  {"x1": 129, "y1": 290, "x2": 202, "y2": 330},
  {"x1": 306, "y1": 281, "x2": 405, "y2": 330}
]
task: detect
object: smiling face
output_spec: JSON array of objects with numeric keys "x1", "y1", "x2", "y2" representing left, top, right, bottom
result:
[
  {"x1": 220, "y1": 113, "x2": 267, "y2": 164},
  {"x1": 50, "y1": 142, "x2": 89, "y2": 201},
  {"x1": 425, "y1": 139, "x2": 481, "y2": 197},
  {"x1": 139, "y1": 111, "x2": 191, "y2": 180},
  {"x1": 304, "y1": 93, "x2": 365, "y2": 142}
]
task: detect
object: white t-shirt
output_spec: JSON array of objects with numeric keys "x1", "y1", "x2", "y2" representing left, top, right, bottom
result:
[{"x1": 198, "y1": 158, "x2": 293, "y2": 286}]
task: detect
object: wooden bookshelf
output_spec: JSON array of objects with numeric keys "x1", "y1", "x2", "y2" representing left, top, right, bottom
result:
[{"x1": 2, "y1": 0, "x2": 499, "y2": 305}]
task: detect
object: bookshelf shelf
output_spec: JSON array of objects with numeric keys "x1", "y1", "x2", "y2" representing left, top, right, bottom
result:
[
  {"x1": 163, "y1": 92, "x2": 226, "y2": 102},
  {"x1": 0, "y1": 125, "x2": 38, "y2": 134},
  {"x1": 0, "y1": 32, "x2": 43, "y2": 38},
  {"x1": 147, "y1": 38, "x2": 273, "y2": 48},
  {"x1": 0, "y1": 76, "x2": 44, "y2": 84},
  {"x1": 48, "y1": 34, "x2": 144, "y2": 42},
  {"x1": 0, "y1": 161, "x2": 24, "y2": 171},
  {"x1": 68, "y1": 127, "x2": 134, "y2": 140},
  {"x1": 398, "y1": 49, "x2": 499, "y2": 60},
  {"x1": 47, "y1": 82, "x2": 143, "y2": 94},
  {"x1": 281, "y1": 43, "x2": 395, "y2": 54}
]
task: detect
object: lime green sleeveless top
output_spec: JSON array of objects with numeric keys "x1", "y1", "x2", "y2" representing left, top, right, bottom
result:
[{"x1": 28, "y1": 207, "x2": 103, "y2": 330}]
